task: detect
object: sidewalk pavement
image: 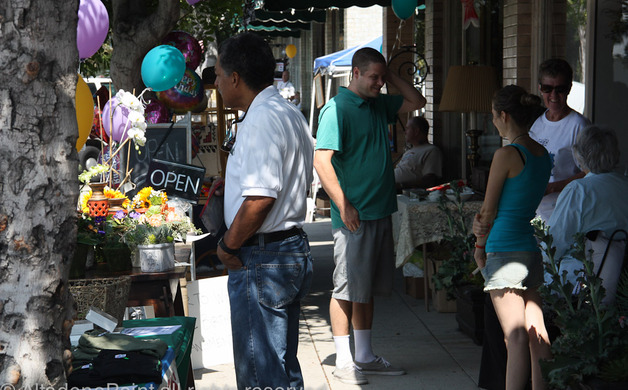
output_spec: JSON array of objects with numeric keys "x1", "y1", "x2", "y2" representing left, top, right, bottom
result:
[{"x1": 193, "y1": 218, "x2": 483, "y2": 390}]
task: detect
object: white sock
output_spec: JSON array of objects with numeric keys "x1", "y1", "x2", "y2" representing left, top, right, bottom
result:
[
  {"x1": 354, "y1": 329, "x2": 376, "y2": 363},
  {"x1": 333, "y1": 335, "x2": 353, "y2": 368}
]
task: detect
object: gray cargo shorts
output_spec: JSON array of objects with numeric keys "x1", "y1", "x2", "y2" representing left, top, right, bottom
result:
[{"x1": 331, "y1": 217, "x2": 395, "y2": 303}]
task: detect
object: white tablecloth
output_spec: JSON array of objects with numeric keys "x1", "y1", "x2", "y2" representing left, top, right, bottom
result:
[{"x1": 393, "y1": 195, "x2": 482, "y2": 268}]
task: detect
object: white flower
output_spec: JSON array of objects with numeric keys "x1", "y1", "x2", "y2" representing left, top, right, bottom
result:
[
  {"x1": 127, "y1": 110, "x2": 146, "y2": 126},
  {"x1": 118, "y1": 89, "x2": 144, "y2": 114},
  {"x1": 128, "y1": 127, "x2": 146, "y2": 146}
]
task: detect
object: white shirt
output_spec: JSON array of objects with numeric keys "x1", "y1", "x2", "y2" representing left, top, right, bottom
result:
[
  {"x1": 224, "y1": 86, "x2": 314, "y2": 233},
  {"x1": 276, "y1": 80, "x2": 295, "y2": 99},
  {"x1": 529, "y1": 110, "x2": 590, "y2": 221},
  {"x1": 394, "y1": 144, "x2": 442, "y2": 186}
]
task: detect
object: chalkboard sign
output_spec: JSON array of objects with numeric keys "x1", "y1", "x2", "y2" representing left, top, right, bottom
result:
[
  {"x1": 146, "y1": 159, "x2": 205, "y2": 203},
  {"x1": 127, "y1": 122, "x2": 192, "y2": 195}
]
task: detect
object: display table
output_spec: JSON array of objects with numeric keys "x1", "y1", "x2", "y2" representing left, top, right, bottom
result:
[
  {"x1": 393, "y1": 195, "x2": 482, "y2": 310},
  {"x1": 84, "y1": 265, "x2": 187, "y2": 318}
]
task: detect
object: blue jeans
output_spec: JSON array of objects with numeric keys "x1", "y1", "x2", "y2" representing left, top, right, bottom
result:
[{"x1": 228, "y1": 230, "x2": 313, "y2": 390}]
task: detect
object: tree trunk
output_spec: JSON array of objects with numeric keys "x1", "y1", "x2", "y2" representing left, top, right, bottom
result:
[
  {"x1": 0, "y1": 1, "x2": 79, "y2": 387},
  {"x1": 109, "y1": 0, "x2": 181, "y2": 93}
]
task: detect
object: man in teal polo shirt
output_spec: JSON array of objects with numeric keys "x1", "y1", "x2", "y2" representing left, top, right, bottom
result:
[{"x1": 313, "y1": 47, "x2": 426, "y2": 385}]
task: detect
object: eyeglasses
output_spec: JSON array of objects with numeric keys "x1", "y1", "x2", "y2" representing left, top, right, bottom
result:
[
  {"x1": 220, "y1": 113, "x2": 247, "y2": 155},
  {"x1": 539, "y1": 84, "x2": 570, "y2": 94}
]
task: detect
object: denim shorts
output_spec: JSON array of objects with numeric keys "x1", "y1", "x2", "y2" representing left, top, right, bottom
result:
[
  {"x1": 331, "y1": 217, "x2": 395, "y2": 303},
  {"x1": 481, "y1": 251, "x2": 544, "y2": 292}
]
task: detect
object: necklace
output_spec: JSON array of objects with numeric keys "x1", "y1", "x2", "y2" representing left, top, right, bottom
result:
[{"x1": 510, "y1": 133, "x2": 527, "y2": 144}]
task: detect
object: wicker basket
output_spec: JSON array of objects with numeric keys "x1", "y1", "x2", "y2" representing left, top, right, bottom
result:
[{"x1": 69, "y1": 276, "x2": 132, "y2": 325}]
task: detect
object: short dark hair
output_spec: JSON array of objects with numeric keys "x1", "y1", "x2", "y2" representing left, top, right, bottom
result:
[
  {"x1": 573, "y1": 125, "x2": 620, "y2": 173},
  {"x1": 538, "y1": 58, "x2": 573, "y2": 85},
  {"x1": 217, "y1": 32, "x2": 275, "y2": 92},
  {"x1": 493, "y1": 85, "x2": 545, "y2": 129},
  {"x1": 409, "y1": 116, "x2": 429, "y2": 134},
  {"x1": 352, "y1": 47, "x2": 385, "y2": 73}
]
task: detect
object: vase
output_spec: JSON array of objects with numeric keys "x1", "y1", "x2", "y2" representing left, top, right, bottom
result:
[
  {"x1": 88, "y1": 182, "x2": 109, "y2": 217},
  {"x1": 102, "y1": 243, "x2": 132, "y2": 272},
  {"x1": 174, "y1": 242, "x2": 192, "y2": 263},
  {"x1": 455, "y1": 284, "x2": 486, "y2": 345},
  {"x1": 108, "y1": 198, "x2": 127, "y2": 216},
  {"x1": 138, "y1": 242, "x2": 175, "y2": 273},
  {"x1": 69, "y1": 243, "x2": 91, "y2": 279}
]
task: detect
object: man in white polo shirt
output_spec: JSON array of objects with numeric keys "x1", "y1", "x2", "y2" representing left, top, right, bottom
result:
[{"x1": 213, "y1": 32, "x2": 314, "y2": 390}]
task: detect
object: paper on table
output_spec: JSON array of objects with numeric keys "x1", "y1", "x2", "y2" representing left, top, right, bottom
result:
[{"x1": 120, "y1": 325, "x2": 182, "y2": 336}]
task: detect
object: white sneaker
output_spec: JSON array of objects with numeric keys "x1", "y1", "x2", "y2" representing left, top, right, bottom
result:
[
  {"x1": 332, "y1": 363, "x2": 369, "y2": 385},
  {"x1": 355, "y1": 356, "x2": 406, "y2": 376}
]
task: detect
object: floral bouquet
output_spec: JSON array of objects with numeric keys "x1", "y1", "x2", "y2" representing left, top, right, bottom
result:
[{"x1": 118, "y1": 187, "x2": 201, "y2": 248}]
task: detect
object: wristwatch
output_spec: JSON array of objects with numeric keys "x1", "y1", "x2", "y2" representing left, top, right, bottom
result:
[{"x1": 218, "y1": 237, "x2": 240, "y2": 256}]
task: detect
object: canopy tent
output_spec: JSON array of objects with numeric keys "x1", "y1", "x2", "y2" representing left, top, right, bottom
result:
[
  {"x1": 308, "y1": 35, "x2": 383, "y2": 128},
  {"x1": 313, "y1": 35, "x2": 383, "y2": 76}
]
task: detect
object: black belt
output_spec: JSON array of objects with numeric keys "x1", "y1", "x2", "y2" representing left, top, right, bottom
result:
[{"x1": 242, "y1": 227, "x2": 303, "y2": 247}]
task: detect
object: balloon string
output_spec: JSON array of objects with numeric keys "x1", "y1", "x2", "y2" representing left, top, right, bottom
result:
[{"x1": 388, "y1": 19, "x2": 406, "y2": 62}]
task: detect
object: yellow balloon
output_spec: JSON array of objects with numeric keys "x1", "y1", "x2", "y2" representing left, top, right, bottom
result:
[
  {"x1": 75, "y1": 75, "x2": 94, "y2": 151},
  {"x1": 285, "y1": 44, "x2": 297, "y2": 59}
]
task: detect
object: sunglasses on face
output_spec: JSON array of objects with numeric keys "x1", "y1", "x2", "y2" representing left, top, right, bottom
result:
[{"x1": 539, "y1": 84, "x2": 570, "y2": 94}]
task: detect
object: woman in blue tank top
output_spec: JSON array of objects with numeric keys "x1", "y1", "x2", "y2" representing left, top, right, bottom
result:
[{"x1": 473, "y1": 85, "x2": 552, "y2": 390}]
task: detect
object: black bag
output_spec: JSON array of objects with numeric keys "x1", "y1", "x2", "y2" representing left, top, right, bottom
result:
[{"x1": 199, "y1": 178, "x2": 225, "y2": 236}]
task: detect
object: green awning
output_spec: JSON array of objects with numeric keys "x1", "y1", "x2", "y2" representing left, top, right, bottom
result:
[
  {"x1": 244, "y1": 25, "x2": 302, "y2": 38},
  {"x1": 254, "y1": 9, "x2": 327, "y2": 23},
  {"x1": 261, "y1": 0, "x2": 392, "y2": 11},
  {"x1": 249, "y1": 20, "x2": 311, "y2": 30}
]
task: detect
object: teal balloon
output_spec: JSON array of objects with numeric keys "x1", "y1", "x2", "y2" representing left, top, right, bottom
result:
[
  {"x1": 392, "y1": 0, "x2": 417, "y2": 20},
  {"x1": 141, "y1": 45, "x2": 186, "y2": 91}
]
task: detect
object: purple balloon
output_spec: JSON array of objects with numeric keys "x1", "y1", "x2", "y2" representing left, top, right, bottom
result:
[
  {"x1": 186, "y1": 0, "x2": 203, "y2": 5},
  {"x1": 156, "y1": 69, "x2": 205, "y2": 114},
  {"x1": 101, "y1": 97, "x2": 131, "y2": 143},
  {"x1": 162, "y1": 31, "x2": 203, "y2": 70},
  {"x1": 145, "y1": 99, "x2": 171, "y2": 124},
  {"x1": 77, "y1": 0, "x2": 109, "y2": 60}
]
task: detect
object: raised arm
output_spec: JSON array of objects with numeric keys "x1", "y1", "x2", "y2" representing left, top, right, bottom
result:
[
  {"x1": 385, "y1": 68, "x2": 426, "y2": 114},
  {"x1": 313, "y1": 149, "x2": 360, "y2": 232}
]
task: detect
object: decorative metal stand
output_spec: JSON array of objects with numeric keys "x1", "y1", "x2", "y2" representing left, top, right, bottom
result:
[{"x1": 387, "y1": 45, "x2": 430, "y2": 88}]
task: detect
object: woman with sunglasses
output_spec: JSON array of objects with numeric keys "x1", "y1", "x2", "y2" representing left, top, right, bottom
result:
[
  {"x1": 474, "y1": 85, "x2": 552, "y2": 390},
  {"x1": 529, "y1": 58, "x2": 591, "y2": 222}
]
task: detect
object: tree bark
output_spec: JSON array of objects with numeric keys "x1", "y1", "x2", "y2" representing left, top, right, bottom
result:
[
  {"x1": 109, "y1": 0, "x2": 181, "y2": 93},
  {"x1": 0, "y1": 1, "x2": 78, "y2": 387}
]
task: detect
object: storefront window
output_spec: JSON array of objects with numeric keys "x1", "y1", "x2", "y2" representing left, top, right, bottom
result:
[
  {"x1": 565, "y1": 0, "x2": 588, "y2": 114},
  {"x1": 593, "y1": 0, "x2": 628, "y2": 171}
]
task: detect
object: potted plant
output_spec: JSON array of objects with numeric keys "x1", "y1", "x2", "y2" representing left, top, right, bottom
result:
[
  {"x1": 535, "y1": 223, "x2": 628, "y2": 389},
  {"x1": 120, "y1": 187, "x2": 201, "y2": 272},
  {"x1": 430, "y1": 181, "x2": 486, "y2": 337},
  {"x1": 431, "y1": 181, "x2": 478, "y2": 298}
]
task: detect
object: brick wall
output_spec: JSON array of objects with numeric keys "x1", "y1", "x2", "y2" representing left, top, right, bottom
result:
[
  {"x1": 502, "y1": 0, "x2": 533, "y2": 88},
  {"x1": 345, "y1": 6, "x2": 383, "y2": 48},
  {"x1": 504, "y1": 0, "x2": 567, "y2": 90}
]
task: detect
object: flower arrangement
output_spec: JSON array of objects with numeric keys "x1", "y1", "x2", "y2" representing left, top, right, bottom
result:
[
  {"x1": 77, "y1": 185, "x2": 200, "y2": 252},
  {"x1": 117, "y1": 187, "x2": 201, "y2": 247}
]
